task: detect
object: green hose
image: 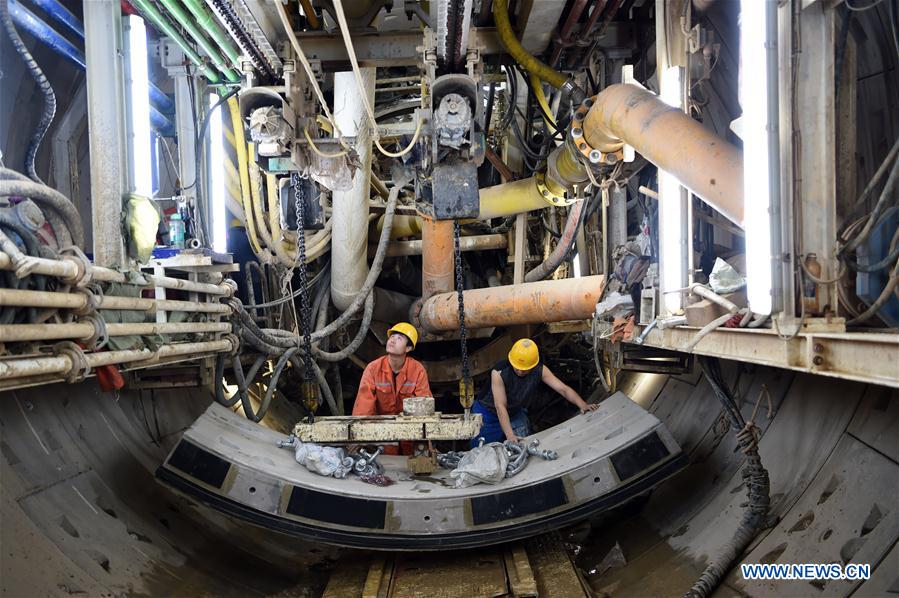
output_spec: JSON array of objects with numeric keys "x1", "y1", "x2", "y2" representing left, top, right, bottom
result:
[
  {"x1": 180, "y1": 0, "x2": 241, "y2": 67},
  {"x1": 492, "y1": 0, "x2": 567, "y2": 90},
  {"x1": 130, "y1": 0, "x2": 221, "y2": 83},
  {"x1": 156, "y1": 0, "x2": 239, "y2": 82}
]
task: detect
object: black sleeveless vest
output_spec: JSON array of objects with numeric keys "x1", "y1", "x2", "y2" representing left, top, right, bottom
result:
[{"x1": 476, "y1": 359, "x2": 543, "y2": 416}]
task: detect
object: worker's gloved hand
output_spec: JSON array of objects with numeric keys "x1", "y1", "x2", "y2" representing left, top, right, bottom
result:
[{"x1": 579, "y1": 403, "x2": 599, "y2": 414}]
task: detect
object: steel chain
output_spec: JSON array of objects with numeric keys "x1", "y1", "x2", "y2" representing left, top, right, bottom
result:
[
  {"x1": 453, "y1": 220, "x2": 473, "y2": 408},
  {"x1": 291, "y1": 172, "x2": 315, "y2": 381}
]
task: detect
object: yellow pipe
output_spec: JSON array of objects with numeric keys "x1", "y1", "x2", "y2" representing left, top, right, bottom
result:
[
  {"x1": 478, "y1": 177, "x2": 551, "y2": 219},
  {"x1": 493, "y1": 0, "x2": 567, "y2": 90},
  {"x1": 373, "y1": 177, "x2": 550, "y2": 240},
  {"x1": 227, "y1": 97, "x2": 263, "y2": 254}
]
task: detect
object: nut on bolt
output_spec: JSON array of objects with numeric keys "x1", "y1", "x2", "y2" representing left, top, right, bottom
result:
[{"x1": 812, "y1": 355, "x2": 825, "y2": 366}]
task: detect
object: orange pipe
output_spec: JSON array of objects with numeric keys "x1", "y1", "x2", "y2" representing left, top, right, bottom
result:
[
  {"x1": 583, "y1": 84, "x2": 744, "y2": 225},
  {"x1": 419, "y1": 275, "x2": 605, "y2": 332},
  {"x1": 421, "y1": 218, "x2": 455, "y2": 299}
]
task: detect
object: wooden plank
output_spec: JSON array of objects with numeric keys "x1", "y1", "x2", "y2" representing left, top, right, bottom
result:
[
  {"x1": 390, "y1": 548, "x2": 508, "y2": 598},
  {"x1": 322, "y1": 556, "x2": 371, "y2": 598},
  {"x1": 504, "y1": 545, "x2": 538, "y2": 597},
  {"x1": 526, "y1": 532, "x2": 591, "y2": 597},
  {"x1": 362, "y1": 556, "x2": 392, "y2": 598}
]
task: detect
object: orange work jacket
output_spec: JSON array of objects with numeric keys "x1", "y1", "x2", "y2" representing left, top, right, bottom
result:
[
  {"x1": 353, "y1": 355, "x2": 432, "y2": 456},
  {"x1": 353, "y1": 355, "x2": 432, "y2": 416}
]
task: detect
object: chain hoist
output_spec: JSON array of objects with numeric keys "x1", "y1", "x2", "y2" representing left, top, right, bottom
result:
[
  {"x1": 290, "y1": 172, "x2": 320, "y2": 422},
  {"x1": 453, "y1": 220, "x2": 474, "y2": 418}
]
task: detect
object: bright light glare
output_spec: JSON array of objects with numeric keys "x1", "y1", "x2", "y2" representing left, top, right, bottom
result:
[
  {"x1": 573, "y1": 253, "x2": 581, "y2": 278},
  {"x1": 208, "y1": 94, "x2": 227, "y2": 253},
  {"x1": 126, "y1": 15, "x2": 152, "y2": 196},
  {"x1": 659, "y1": 66, "x2": 685, "y2": 314},
  {"x1": 740, "y1": 0, "x2": 774, "y2": 315}
]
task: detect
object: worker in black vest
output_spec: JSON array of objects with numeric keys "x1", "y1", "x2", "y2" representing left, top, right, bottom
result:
[{"x1": 470, "y1": 338, "x2": 597, "y2": 447}]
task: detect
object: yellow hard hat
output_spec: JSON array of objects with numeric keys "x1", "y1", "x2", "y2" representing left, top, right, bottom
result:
[
  {"x1": 508, "y1": 338, "x2": 539, "y2": 371},
  {"x1": 387, "y1": 322, "x2": 418, "y2": 349}
]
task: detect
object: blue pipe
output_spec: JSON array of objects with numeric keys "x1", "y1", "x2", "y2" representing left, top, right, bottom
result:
[
  {"x1": 9, "y1": 0, "x2": 176, "y2": 118},
  {"x1": 24, "y1": 0, "x2": 82, "y2": 42}
]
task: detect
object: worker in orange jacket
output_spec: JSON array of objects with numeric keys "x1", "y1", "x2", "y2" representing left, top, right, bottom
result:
[{"x1": 352, "y1": 322, "x2": 431, "y2": 455}]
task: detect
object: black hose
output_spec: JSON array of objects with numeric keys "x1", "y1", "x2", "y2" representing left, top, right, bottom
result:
[
  {"x1": 498, "y1": 65, "x2": 517, "y2": 132},
  {"x1": 0, "y1": 0, "x2": 56, "y2": 184},
  {"x1": 685, "y1": 357, "x2": 773, "y2": 598}
]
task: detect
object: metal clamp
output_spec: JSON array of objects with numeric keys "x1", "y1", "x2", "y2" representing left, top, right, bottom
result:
[
  {"x1": 53, "y1": 341, "x2": 91, "y2": 383},
  {"x1": 352, "y1": 447, "x2": 384, "y2": 477},
  {"x1": 59, "y1": 246, "x2": 93, "y2": 288},
  {"x1": 526, "y1": 439, "x2": 558, "y2": 461},
  {"x1": 76, "y1": 313, "x2": 108, "y2": 350}
]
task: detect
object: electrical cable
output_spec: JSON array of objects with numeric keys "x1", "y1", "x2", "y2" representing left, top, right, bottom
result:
[
  {"x1": 841, "y1": 157, "x2": 899, "y2": 255},
  {"x1": 303, "y1": 126, "x2": 348, "y2": 158},
  {"x1": 188, "y1": 85, "x2": 240, "y2": 246},
  {"x1": 842, "y1": 136, "x2": 898, "y2": 227},
  {"x1": 245, "y1": 260, "x2": 330, "y2": 309},
  {"x1": 0, "y1": 0, "x2": 56, "y2": 184},
  {"x1": 685, "y1": 357, "x2": 773, "y2": 598},
  {"x1": 844, "y1": 0, "x2": 886, "y2": 10},
  {"x1": 275, "y1": 0, "x2": 346, "y2": 142},
  {"x1": 229, "y1": 184, "x2": 401, "y2": 349},
  {"x1": 331, "y1": 0, "x2": 423, "y2": 158}
]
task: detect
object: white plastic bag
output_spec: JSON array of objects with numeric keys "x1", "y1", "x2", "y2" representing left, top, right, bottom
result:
[
  {"x1": 283, "y1": 438, "x2": 353, "y2": 479},
  {"x1": 709, "y1": 257, "x2": 746, "y2": 294},
  {"x1": 449, "y1": 443, "x2": 509, "y2": 488}
]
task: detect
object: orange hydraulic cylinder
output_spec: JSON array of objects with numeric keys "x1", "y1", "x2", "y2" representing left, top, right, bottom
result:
[
  {"x1": 421, "y1": 218, "x2": 455, "y2": 299},
  {"x1": 583, "y1": 83, "x2": 744, "y2": 226},
  {"x1": 418, "y1": 275, "x2": 605, "y2": 332}
]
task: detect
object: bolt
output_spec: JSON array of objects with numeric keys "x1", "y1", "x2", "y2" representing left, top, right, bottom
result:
[
  {"x1": 589, "y1": 150, "x2": 602, "y2": 163},
  {"x1": 604, "y1": 153, "x2": 619, "y2": 165},
  {"x1": 813, "y1": 355, "x2": 824, "y2": 366},
  {"x1": 813, "y1": 343, "x2": 824, "y2": 353}
]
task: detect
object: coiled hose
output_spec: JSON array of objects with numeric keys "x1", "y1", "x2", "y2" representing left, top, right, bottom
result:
[
  {"x1": 525, "y1": 200, "x2": 587, "y2": 282},
  {"x1": 215, "y1": 348, "x2": 298, "y2": 422},
  {"x1": 0, "y1": 0, "x2": 56, "y2": 184},
  {"x1": 0, "y1": 212, "x2": 46, "y2": 323},
  {"x1": 230, "y1": 184, "x2": 400, "y2": 348},
  {"x1": 685, "y1": 357, "x2": 773, "y2": 598},
  {"x1": 0, "y1": 169, "x2": 84, "y2": 248}
]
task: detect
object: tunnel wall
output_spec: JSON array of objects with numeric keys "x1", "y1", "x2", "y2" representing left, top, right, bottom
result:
[{"x1": 1, "y1": 366, "x2": 896, "y2": 596}]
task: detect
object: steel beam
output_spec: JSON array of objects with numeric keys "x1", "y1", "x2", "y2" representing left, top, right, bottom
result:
[
  {"x1": 796, "y1": 2, "x2": 838, "y2": 313},
  {"x1": 634, "y1": 325, "x2": 899, "y2": 388},
  {"x1": 293, "y1": 29, "x2": 502, "y2": 68},
  {"x1": 84, "y1": 0, "x2": 128, "y2": 266}
]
